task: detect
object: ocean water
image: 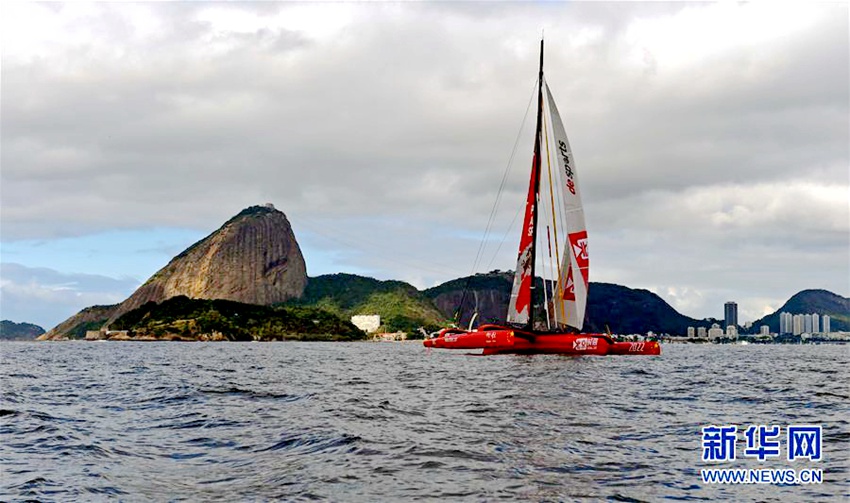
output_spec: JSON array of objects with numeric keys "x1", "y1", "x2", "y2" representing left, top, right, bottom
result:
[{"x1": 1, "y1": 341, "x2": 847, "y2": 502}]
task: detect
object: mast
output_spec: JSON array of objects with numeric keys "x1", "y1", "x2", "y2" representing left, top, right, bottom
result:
[{"x1": 527, "y1": 38, "x2": 544, "y2": 331}]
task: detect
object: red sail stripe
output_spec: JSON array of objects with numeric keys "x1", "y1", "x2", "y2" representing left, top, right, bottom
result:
[{"x1": 512, "y1": 155, "x2": 539, "y2": 317}]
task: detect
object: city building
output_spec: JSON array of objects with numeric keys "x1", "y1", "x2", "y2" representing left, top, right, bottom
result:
[
  {"x1": 812, "y1": 313, "x2": 820, "y2": 334},
  {"x1": 708, "y1": 323, "x2": 724, "y2": 340},
  {"x1": 804, "y1": 314, "x2": 813, "y2": 333},
  {"x1": 697, "y1": 327, "x2": 707, "y2": 339},
  {"x1": 724, "y1": 301, "x2": 738, "y2": 330},
  {"x1": 823, "y1": 315, "x2": 831, "y2": 334},
  {"x1": 793, "y1": 314, "x2": 803, "y2": 335},
  {"x1": 760, "y1": 325, "x2": 770, "y2": 335},
  {"x1": 783, "y1": 312, "x2": 793, "y2": 334},
  {"x1": 350, "y1": 314, "x2": 381, "y2": 333},
  {"x1": 687, "y1": 327, "x2": 695, "y2": 338}
]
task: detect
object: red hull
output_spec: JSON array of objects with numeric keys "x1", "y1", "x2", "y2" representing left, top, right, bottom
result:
[{"x1": 424, "y1": 326, "x2": 660, "y2": 356}]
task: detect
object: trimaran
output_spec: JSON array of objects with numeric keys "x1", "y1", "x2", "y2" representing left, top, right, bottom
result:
[{"x1": 424, "y1": 39, "x2": 660, "y2": 356}]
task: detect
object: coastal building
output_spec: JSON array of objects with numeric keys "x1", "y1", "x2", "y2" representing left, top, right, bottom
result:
[
  {"x1": 687, "y1": 327, "x2": 695, "y2": 338},
  {"x1": 350, "y1": 315, "x2": 381, "y2": 334},
  {"x1": 823, "y1": 315, "x2": 831, "y2": 334},
  {"x1": 724, "y1": 302, "x2": 738, "y2": 330},
  {"x1": 804, "y1": 314, "x2": 813, "y2": 334},
  {"x1": 708, "y1": 323, "x2": 724, "y2": 340},
  {"x1": 697, "y1": 326, "x2": 707, "y2": 339},
  {"x1": 725, "y1": 325, "x2": 738, "y2": 338},
  {"x1": 760, "y1": 325, "x2": 769, "y2": 336},
  {"x1": 812, "y1": 313, "x2": 820, "y2": 334}
]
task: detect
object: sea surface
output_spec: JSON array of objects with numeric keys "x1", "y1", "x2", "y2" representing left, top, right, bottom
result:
[{"x1": 1, "y1": 342, "x2": 847, "y2": 502}]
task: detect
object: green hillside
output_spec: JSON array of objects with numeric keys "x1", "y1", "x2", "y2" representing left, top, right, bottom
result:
[
  {"x1": 110, "y1": 295, "x2": 365, "y2": 341},
  {"x1": 289, "y1": 274, "x2": 448, "y2": 335}
]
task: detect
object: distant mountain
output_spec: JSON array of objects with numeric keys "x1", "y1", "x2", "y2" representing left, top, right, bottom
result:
[
  {"x1": 0, "y1": 320, "x2": 45, "y2": 341},
  {"x1": 584, "y1": 283, "x2": 701, "y2": 335},
  {"x1": 752, "y1": 289, "x2": 849, "y2": 332},
  {"x1": 424, "y1": 271, "x2": 701, "y2": 335},
  {"x1": 424, "y1": 271, "x2": 513, "y2": 327},
  {"x1": 288, "y1": 273, "x2": 447, "y2": 333},
  {"x1": 38, "y1": 206, "x2": 846, "y2": 341},
  {"x1": 107, "y1": 204, "x2": 307, "y2": 324}
]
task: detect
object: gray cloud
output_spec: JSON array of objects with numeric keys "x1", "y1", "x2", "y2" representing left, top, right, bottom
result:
[
  {"x1": 0, "y1": 263, "x2": 139, "y2": 330},
  {"x1": 1, "y1": 2, "x2": 847, "y2": 322}
]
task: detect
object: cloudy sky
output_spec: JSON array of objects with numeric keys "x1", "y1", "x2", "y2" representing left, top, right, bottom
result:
[{"x1": 2, "y1": 2, "x2": 848, "y2": 330}]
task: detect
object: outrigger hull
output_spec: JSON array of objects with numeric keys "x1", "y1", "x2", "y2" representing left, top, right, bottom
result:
[{"x1": 423, "y1": 326, "x2": 660, "y2": 356}]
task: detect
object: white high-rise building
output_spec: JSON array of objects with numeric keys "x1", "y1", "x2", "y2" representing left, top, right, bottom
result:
[
  {"x1": 812, "y1": 313, "x2": 820, "y2": 334},
  {"x1": 760, "y1": 325, "x2": 770, "y2": 335},
  {"x1": 804, "y1": 314, "x2": 813, "y2": 333},
  {"x1": 697, "y1": 327, "x2": 707, "y2": 338},
  {"x1": 780, "y1": 312, "x2": 792, "y2": 334},
  {"x1": 687, "y1": 327, "x2": 695, "y2": 338},
  {"x1": 823, "y1": 315, "x2": 831, "y2": 334},
  {"x1": 793, "y1": 314, "x2": 803, "y2": 335}
]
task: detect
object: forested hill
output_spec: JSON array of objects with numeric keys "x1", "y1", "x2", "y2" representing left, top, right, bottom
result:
[
  {"x1": 0, "y1": 320, "x2": 46, "y2": 341},
  {"x1": 752, "y1": 289, "x2": 849, "y2": 332}
]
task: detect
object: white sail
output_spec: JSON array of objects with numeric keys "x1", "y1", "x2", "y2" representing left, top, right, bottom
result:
[{"x1": 545, "y1": 82, "x2": 589, "y2": 330}]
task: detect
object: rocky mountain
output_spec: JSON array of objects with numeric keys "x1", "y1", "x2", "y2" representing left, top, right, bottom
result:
[
  {"x1": 752, "y1": 289, "x2": 850, "y2": 333},
  {"x1": 37, "y1": 305, "x2": 119, "y2": 340},
  {"x1": 0, "y1": 320, "x2": 46, "y2": 340},
  {"x1": 423, "y1": 271, "x2": 513, "y2": 327},
  {"x1": 107, "y1": 205, "x2": 307, "y2": 324}
]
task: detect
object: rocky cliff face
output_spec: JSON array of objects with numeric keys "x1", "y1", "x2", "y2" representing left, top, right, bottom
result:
[
  {"x1": 108, "y1": 205, "x2": 307, "y2": 323},
  {"x1": 424, "y1": 271, "x2": 513, "y2": 327},
  {"x1": 38, "y1": 304, "x2": 118, "y2": 340}
]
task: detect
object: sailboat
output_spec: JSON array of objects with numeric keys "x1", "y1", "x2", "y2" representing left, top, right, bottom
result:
[{"x1": 424, "y1": 40, "x2": 660, "y2": 356}]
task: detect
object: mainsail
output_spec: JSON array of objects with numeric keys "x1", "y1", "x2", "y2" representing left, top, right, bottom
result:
[{"x1": 507, "y1": 44, "x2": 589, "y2": 331}]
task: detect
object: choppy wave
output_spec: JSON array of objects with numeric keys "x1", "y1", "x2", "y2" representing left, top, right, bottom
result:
[{"x1": 1, "y1": 342, "x2": 847, "y2": 501}]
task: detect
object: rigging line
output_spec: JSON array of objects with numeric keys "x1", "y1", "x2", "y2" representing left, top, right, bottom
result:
[
  {"x1": 456, "y1": 77, "x2": 538, "y2": 323},
  {"x1": 484, "y1": 204, "x2": 522, "y2": 271},
  {"x1": 469, "y1": 77, "x2": 538, "y2": 275},
  {"x1": 291, "y1": 215, "x2": 464, "y2": 278},
  {"x1": 542, "y1": 226, "x2": 551, "y2": 330}
]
